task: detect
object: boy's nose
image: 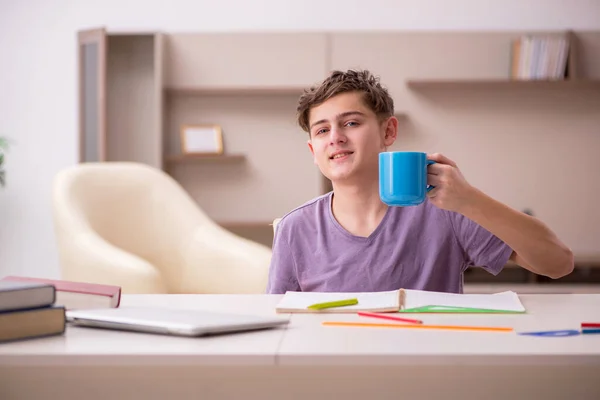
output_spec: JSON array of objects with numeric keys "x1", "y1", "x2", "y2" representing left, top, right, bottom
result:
[{"x1": 329, "y1": 127, "x2": 347, "y2": 144}]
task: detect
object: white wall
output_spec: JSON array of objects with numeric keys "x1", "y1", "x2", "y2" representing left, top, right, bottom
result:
[{"x1": 1, "y1": 0, "x2": 599, "y2": 279}]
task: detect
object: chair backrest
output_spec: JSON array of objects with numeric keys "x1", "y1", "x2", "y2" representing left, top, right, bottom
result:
[
  {"x1": 272, "y1": 218, "x2": 282, "y2": 234},
  {"x1": 54, "y1": 162, "x2": 209, "y2": 264},
  {"x1": 53, "y1": 162, "x2": 273, "y2": 294}
]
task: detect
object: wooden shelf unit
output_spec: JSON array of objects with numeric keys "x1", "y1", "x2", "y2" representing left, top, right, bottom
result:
[
  {"x1": 78, "y1": 28, "x2": 600, "y2": 267},
  {"x1": 404, "y1": 30, "x2": 599, "y2": 90},
  {"x1": 77, "y1": 29, "x2": 163, "y2": 169}
]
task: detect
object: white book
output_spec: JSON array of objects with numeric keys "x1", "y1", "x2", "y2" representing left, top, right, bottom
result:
[{"x1": 275, "y1": 289, "x2": 526, "y2": 314}]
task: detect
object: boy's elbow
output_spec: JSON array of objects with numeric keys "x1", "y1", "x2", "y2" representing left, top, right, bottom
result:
[{"x1": 548, "y1": 247, "x2": 575, "y2": 279}]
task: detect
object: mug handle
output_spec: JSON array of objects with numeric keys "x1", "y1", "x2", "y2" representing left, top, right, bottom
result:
[{"x1": 426, "y1": 160, "x2": 436, "y2": 192}]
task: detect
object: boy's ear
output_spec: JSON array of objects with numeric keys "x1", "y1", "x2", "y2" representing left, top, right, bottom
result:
[{"x1": 383, "y1": 116, "x2": 398, "y2": 146}]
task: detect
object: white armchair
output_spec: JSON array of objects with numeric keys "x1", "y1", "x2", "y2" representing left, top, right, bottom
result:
[{"x1": 52, "y1": 162, "x2": 272, "y2": 294}]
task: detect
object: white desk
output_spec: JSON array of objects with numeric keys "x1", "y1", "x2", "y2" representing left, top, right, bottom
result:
[{"x1": 1, "y1": 294, "x2": 599, "y2": 399}]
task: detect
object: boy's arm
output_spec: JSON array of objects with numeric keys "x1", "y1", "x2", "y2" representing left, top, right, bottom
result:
[
  {"x1": 458, "y1": 188, "x2": 574, "y2": 278},
  {"x1": 427, "y1": 153, "x2": 574, "y2": 279},
  {"x1": 265, "y1": 225, "x2": 301, "y2": 294}
]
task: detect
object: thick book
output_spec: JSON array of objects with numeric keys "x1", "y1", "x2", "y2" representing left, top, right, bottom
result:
[
  {"x1": 0, "y1": 306, "x2": 66, "y2": 343},
  {"x1": 1, "y1": 276, "x2": 121, "y2": 310},
  {"x1": 275, "y1": 289, "x2": 526, "y2": 314},
  {"x1": 0, "y1": 280, "x2": 56, "y2": 312}
]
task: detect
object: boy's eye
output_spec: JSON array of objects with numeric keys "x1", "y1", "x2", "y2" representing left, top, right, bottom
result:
[
  {"x1": 316, "y1": 128, "x2": 328, "y2": 135},
  {"x1": 345, "y1": 121, "x2": 358, "y2": 127}
]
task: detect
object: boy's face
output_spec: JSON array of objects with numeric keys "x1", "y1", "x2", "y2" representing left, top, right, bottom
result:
[{"x1": 307, "y1": 91, "x2": 397, "y2": 185}]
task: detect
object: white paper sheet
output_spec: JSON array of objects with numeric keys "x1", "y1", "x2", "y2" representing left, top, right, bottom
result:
[{"x1": 275, "y1": 290, "x2": 401, "y2": 313}]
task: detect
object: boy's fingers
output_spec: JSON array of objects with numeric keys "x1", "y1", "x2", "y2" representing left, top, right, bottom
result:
[
  {"x1": 427, "y1": 162, "x2": 452, "y2": 176},
  {"x1": 427, "y1": 174, "x2": 441, "y2": 187},
  {"x1": 427, "y1": 152, "x2": 457, "y2": 168}
]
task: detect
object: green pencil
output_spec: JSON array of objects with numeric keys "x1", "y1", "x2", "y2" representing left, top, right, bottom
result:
[{"x1": 307, "y1": 298, "x2": 359, "y2": 310}]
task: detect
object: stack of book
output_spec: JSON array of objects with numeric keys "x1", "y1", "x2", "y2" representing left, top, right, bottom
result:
[
  {"x1": 0, "y1": 276, "x2": 122, "y2": 343},
  {"x1": 1, "y1": 276, "x2": 121, "y2": 310},
  {"x1": 510, "y1": 34, "x2": 570, "y2": 80},
  {"x1": 0, "y1": 280, "x2": 66, "y2": 343}
]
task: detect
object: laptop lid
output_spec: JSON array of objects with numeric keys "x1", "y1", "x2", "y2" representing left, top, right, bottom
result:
[{"x1": 66, "y1": 307, "x2": 289, "y2": 337}]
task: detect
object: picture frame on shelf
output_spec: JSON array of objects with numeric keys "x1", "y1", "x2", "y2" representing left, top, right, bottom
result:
[{"x1": 180, "y1": 125, "x2": 224, "y2": 156}]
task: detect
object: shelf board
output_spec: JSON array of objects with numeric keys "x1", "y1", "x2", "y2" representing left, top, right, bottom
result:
[
  {"x1": 166, "y1": 154, "x2": 247, "y2": 164},
  {"x1": 217, "y1": 221, "x2": 274, "y2": 229},
  {"x1": 108, "y1": 31, "x2": 160, "y2": 36},
  {"x1": 406, "y1": 78, "x2": 600, "y2": 90},
  {"x1": 165, "y1": 86, "x2": 306, "y2": 96}
]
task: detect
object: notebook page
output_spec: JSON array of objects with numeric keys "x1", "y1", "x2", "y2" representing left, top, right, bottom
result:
[
  {"x1": 402, "y1": 290, "x2": 525, "y2": 312},
  {"x1": 275, "y1": 290, "x2": 400, "y2": 313}
]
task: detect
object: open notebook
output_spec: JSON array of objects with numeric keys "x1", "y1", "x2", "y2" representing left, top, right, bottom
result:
[{"x1": 275, "y1": 289, "x2": 526, "y2": 314}]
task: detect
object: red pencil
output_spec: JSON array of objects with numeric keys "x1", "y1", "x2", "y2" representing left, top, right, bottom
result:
[
  {"x1": 357, "y1": 311, "x2": 423, "y2": 324},
  {"x1": 582, "y1": 323, "x2": 600, "y2": 328}
]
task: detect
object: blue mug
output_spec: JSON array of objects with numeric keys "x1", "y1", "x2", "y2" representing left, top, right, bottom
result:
[{"x1": 379, "y1": 151, "x2": 435, "y2": 206}]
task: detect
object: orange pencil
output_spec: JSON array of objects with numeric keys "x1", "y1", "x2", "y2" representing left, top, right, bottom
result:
[
  {"x1": 358, "y1": 311, "x2": 423, "y2": 324},
  {"x1": 322, "y1": 321, "x2": 513, "y2": 332}
]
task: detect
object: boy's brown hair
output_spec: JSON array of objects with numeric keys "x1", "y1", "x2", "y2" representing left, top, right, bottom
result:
[{"x1": 296, "y1": 69, "x2": 395, "y2": 133}]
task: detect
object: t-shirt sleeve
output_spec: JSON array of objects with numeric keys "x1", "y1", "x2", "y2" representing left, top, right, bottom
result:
[
  {"x1": 265, "y1": 222, "x2": 301, "y2": 294},
  {"x1": 445, "y1": 210, "x2": 514, "y2": 275}
]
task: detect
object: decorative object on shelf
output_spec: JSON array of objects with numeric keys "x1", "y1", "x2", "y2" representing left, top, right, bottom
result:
[
  {"x1": 0, "y1": 136, "x2": 10, "y2": 187},
  {"x1": 180, "y1": 124, "x2": 224, "y2": 156}
]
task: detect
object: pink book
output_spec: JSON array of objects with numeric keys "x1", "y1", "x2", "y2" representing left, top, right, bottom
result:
[{"x1": 1, "y1": 276, "x2": 121, "y2": 310}]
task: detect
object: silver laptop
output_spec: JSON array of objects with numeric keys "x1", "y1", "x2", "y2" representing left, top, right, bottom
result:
[{"x1": 66, "y1": 307, "x2": 289, "y2": 337}]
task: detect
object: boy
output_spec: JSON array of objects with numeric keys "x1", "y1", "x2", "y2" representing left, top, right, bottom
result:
[{"x1": 266, "y1": 69, "x2": 573, "y2": 294}]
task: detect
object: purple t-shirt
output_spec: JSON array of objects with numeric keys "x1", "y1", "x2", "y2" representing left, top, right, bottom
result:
[{"x1": 266, "y1": 191, "x2": 513, "y2": 294}]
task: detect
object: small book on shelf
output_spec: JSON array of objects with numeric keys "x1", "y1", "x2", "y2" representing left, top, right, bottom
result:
[
  {"x1": 510, "y1": 33, "x2": 571, "y2": 80},
  {"x1": 275, "y1": 288, "x2": 526, "y2": 314},
  {"x1": 1, "y1": 276, "x2": 121, "y2": 310}
]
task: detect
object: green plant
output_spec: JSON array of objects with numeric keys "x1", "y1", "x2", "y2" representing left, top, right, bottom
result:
[{"x1": 0, "y1": 137, "x2": 8, "y2": 187}]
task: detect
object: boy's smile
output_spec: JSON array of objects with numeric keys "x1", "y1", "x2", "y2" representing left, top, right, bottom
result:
[{"x1": 330, "y1": 150, "x2": 354, "y2": 162}]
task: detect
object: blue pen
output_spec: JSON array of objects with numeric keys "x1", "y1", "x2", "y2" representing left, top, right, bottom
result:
[{"x1": 518, "y1": 329, "x2": 580, "y2": 337}]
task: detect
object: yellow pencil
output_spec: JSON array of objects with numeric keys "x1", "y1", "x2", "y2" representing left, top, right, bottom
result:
[{"x1": 322, "y1": 321, "x2": 513, "y2": 332}]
